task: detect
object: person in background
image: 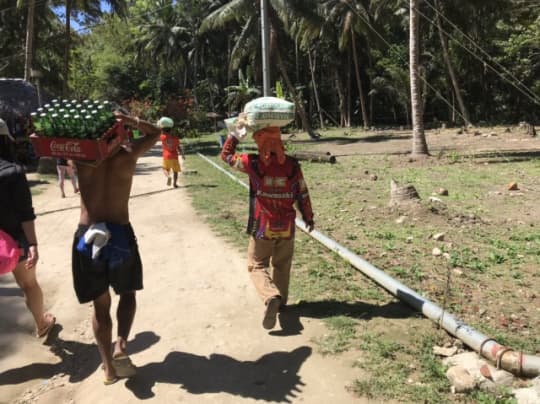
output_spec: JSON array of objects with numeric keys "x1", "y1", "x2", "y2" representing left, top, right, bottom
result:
[
  {"x1": 71, "y1": 111, "x2": 160, "y2": 385},
  {"x1": 220, "y1": 119, "x2": 315, "y2": 330},
  {"x1": 158, "y1": 117, "x2": 185, "y2": 188},
  {"x1": 0, "y1": 118, "x2": 56, "y2": 340},
  {"x1": 56, "y1": 158, "x2": 79, "y2": 198}
]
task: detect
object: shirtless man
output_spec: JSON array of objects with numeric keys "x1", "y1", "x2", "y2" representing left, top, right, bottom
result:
[{"x1": 72, "y1": 112, "x2": 160, "y2": 385}]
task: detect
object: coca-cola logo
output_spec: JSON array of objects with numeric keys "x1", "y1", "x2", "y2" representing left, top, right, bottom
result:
[{"x1": 50, "y1": 140, "x2": 82, "y2": 153}]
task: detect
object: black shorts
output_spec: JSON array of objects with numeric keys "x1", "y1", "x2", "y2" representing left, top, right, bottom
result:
[{"x1": 72, "y1": 223, "x2": 143, "y2": 303}]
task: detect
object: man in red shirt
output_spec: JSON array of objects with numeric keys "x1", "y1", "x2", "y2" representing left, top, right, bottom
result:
[
  {"x1": 221, "y1": 123, "x2": 315, "y2": 330},
  {"x1": 158, "y1": 117, "x2": 184, "y2": 188}
]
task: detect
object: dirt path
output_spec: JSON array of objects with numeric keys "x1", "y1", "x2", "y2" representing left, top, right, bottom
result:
[{"x1": 0, "y1": 146, "x2": 364, "y2": 404}]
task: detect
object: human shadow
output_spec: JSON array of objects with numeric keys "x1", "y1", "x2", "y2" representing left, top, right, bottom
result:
[
  {"x1": 125, "y1": 346, "x2": 311, "y2": 402},
  {"x1": 269, "y1": 299, "x2": 418, "y2": 337},
  {"x1": 289, "y1": 299, "x2": 418, "y2": 321},
  {"x1": 0, "y1": 326, "x2": 160, "y2": 386}
]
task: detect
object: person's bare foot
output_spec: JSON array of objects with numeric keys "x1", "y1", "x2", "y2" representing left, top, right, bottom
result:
[
  {"x1": 36, "y1": 313, "x2": 56, "y2": 338},
  {"x1": 102, "y1": 363, "x2": 118, "y2": 385}
]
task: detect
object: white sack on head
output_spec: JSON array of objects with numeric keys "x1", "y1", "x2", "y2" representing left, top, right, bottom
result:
[{"x1": 243, "y1": 97, "x2": 295, "y2": 131}]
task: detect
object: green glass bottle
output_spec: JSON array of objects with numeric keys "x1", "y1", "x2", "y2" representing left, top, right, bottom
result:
[
  {"x1": 50, "y1": 113, "x2": 61, "y2": 137},
  {"x1": 30, "y1": 112, "x2": 43, "y2": 134},
  {"x1": 84, "y1": 114, "x2": 96, "y2": 138},
  {"x1": 72, "y1": 114, "x2": 85, "y2": 138},
  {"x1": 89, "y1": 110, "x2": 102, "y2": 137},
  {"x1": 41, "y1": 113, "x2": 55, "y2": 137},
  {"x1": 62, "y1": 114, "x2": 75, "y2": 138}
]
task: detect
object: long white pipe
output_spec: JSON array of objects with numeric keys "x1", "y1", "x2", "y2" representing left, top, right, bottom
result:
[{"x1": 197, "y1": 152, "x2": 540, "y2": 377}]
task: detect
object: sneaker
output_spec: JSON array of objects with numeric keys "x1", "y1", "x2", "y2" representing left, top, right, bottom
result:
[
  {"x1": 166, "y1": 177, "x2": 171, "y2": 186},
  {"x1": 263, "y1": 296, "x2": 281, "y2": 329}
]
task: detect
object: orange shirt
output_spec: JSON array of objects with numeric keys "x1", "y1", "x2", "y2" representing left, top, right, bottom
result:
[{"x1": 160, "y1": 133, "x2": 179, "y2": 160}]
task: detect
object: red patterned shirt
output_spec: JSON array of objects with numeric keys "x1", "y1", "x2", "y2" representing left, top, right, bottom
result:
[{"x1": 221, "y1": 135, "x2": 314, "y2": 240}]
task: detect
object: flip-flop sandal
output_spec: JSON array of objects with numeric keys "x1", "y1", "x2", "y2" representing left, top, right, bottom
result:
[
  {"x1": 103, "y1": 376, "x2": 119, "y2": 386},
  {"x1": 36, "y1": 313, "x2": 56, "y2": 339},
  {"x1": 112, "y1": 354, "x2": 137, "y2": 378}
]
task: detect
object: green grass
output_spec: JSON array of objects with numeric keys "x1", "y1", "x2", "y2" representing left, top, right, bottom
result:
[{"x1": 181, "y1": 132, "x2": 539, "y2": 402}]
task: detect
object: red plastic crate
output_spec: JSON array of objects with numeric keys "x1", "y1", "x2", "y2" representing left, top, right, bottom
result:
[{"x1": 30, "y1": 121, "x2": 128, "y2": 161}]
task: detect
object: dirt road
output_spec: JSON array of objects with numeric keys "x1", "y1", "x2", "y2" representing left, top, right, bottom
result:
[{"x1": 0, "y1": 147, "x2": 363, "y2": 404}]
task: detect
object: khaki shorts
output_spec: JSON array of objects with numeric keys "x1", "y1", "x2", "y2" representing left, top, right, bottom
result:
[{"x1": 163, "y1": 159, "x2": 181, "y2": 172}]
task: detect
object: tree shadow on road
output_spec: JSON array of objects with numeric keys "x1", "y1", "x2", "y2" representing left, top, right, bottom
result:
[
  {"x1": 0, "y1": 326, "x2": 160, "y2": 386},
  {"x1": 125, "y1": 346, "x2": 312, "y2": 402}
]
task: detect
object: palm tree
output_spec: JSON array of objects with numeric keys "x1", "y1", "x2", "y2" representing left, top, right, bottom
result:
[
  {"x1": 433, "y1": 0, "x2": 470, "y2": 126},
  {"x1": 18, "y1": 0, "x2": 36, "y2": 81},
  {"x1": 135, "y1": 0, "x2": 191, "y2": 85},
  {"x1": 224, "y1": 68, "x2": 261, "y2": 112},
  {"x1": 321, "y1": 0, "x2": 370, "y2": 129},
  {"x1": 59, "y1": 0, "x2": 128, "y2": 96},
  {"x1": 409, "y1": 0, "x2": 428, "y2": 156},
  {"x1": 201, "y1": 0, "x2": 321, "y2": 139}
]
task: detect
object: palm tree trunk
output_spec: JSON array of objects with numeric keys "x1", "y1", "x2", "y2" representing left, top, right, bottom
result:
[
  {"x1": 24, "y1": 0, "x2": 35, "y2": 81},
  {"x1": 275, "y1": 50, "x2": 318, "y2": 138},
  {"x1": 268, "y1": 7, "x2": 318, "y2": 139},
  {"x1": 308, "y1": 49, "x2": 324, "y2": 128},
  {"x1": 346, "y1": 51, "x2": 351, "y2": 128},
  {"x1": 335, "y1": 69, "x2": 346, "y2": 127},
  {"x1": 409, "y1": 0, "x2": 429, "y2": 156},
  {"x1": 63, "y1": 0, "x2": 72, "y2": 96},
  {"x1": 366, "y1": 36, "x2": 374, "y2": 126},
  {"x1": 351, "y1": 28, "x2": 369, "y2": 129},
  {"x1": 434, "y1": 0, "x2": 471, "y2": 127}
]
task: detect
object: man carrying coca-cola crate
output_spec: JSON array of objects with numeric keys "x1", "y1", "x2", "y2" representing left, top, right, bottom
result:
[{"x1": 71, "y1": 111, "x2": 160, "y2": 385}]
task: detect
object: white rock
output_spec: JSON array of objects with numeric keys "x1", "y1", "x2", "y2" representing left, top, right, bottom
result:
[
  {"x1": 446, "y1": 366, "x2": 476, "y2": 393},
  {"x1": 433, "y1": 346, "x2": 458, "y2": 357},
  {"x1": 432, "y1": 247, "x2": 442, "y2": 256},
  {"x1": 513, "y1": 387, "x2": 540, "y2": 404},
  {"x1": 395, "y1": 216, "x2": 407, "y2": 224},
  {"x1": 433, "y1": 232, "x2": 445, "y2": 241}
]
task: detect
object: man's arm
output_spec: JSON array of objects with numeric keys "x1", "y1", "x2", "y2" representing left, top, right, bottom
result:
[
  {"x1": 21, "y1": 220, "x2": 38, "y2": 269},
  {"x1": 293, "y1": 164, "x2": 315, "y2": 232},
  {"x1": 13, "y1": 169, "x2": 39, "y2": 267},
  {"x1": 220, "y1": 134, "x2": 248, "y2": 172},
  {"x1": 114, "y1": 112, "x2": 160, "y2": 157},
  {"x1": 178, "y1": 141, "x2": 185, "y2": 160}
]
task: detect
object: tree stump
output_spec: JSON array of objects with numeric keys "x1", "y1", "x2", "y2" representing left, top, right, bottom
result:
[{"x1": 389, "y1": 179, "x2": 420, "y2": 206}]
